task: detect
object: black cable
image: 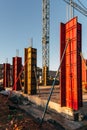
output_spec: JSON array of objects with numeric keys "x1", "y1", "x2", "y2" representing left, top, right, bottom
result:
[{"x1": 78, "y1": 0, "x2": 87, "y2": 10}]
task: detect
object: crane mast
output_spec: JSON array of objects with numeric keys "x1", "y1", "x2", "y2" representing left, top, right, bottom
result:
[{"x1": 42, "y1": 0, "x2": 50, "y2": 86}]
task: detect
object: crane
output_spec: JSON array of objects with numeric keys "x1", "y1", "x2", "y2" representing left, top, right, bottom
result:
[{"x1": 42, "y1": 0, "x2": 50, "y2": 86}]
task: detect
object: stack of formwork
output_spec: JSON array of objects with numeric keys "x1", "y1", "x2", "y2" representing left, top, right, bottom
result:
[
  {"x1": 42, "y1": 66, "x2": 49, "y2": 86},
  {"x1": 3, "y1": 63, "x2": 10, "y2": 88},
  {"x1": 13, "y1": 57, "x2": 22, "y2": 90},
  {"x1": 82, "y1": 59, "x2": 87, "y2": 91},
  {"x1": 24, "y1": 47, "x2": 37, "y2": 95}
]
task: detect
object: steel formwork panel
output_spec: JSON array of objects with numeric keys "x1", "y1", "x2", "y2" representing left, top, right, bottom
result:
[
  {"x1": 60, "y1": 23, "x2": 66, "y2": 106},
  {"x1": 82, "y1": 59, "x2": 87, "y2": 82},
  {"x1": 3, "y1": 63, "x2": 10, "y2": 88},
  {"x1": 24, "y1": 47, "x2": 37, "y2": 95},
  {"x1": 13, "y1": 57, "x2": 22, "y2": 90},
  {"x1": 60, "y1": 17, "x2": 82, "y2": 110}
]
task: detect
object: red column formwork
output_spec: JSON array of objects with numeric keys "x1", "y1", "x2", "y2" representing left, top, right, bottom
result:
[
  {"x1": 60, "y1": 17, "x2": 82, "y2": 110},
  {"x1": 13, "y1": 57, "x2": 22, "y2": 90},
  {"x1": 60, "y1": 23, "x2": 66, "y2": 106},
  {"x1": 3, "y1": 63, "x2": 10, "y2": 88},
  {"x1": 82, "y1": 59, "x2": 87, "y2": 82},
  {"x1": 82, "y1": 59, "x2": 87, "y2": 90}
]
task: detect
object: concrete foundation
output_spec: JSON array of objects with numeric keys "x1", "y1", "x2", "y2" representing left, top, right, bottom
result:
[{"x1": 6, "y1": 86, "x2": 87, "y2": 130}]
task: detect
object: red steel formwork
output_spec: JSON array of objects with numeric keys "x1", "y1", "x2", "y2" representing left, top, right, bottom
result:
[
  {"x1": 60, "y1": 17, "x2": 82, "y2": 110},
  {"x1": 82, "y1": 59, "x2": 87, "y2": 90},
  {"x1": 13, "y1": 57, "x2": 22, "y2": 90},
  {"x1": 82, "y1": 59, "x2": 87, "y2": 82},
  {"x1": 60, "y1": 23, "x2": 66, "y2": 106},
  {"x1": 3, "y1": 63, "x2": 10, "y2": 88}
]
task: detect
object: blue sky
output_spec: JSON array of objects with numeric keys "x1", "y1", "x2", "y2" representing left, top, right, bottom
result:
[{"x1": 0, "y1": 0, "x2": 87, "y2": 70}]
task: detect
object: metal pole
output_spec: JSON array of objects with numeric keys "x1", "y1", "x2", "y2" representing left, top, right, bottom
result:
[
  {"x1": 66, "y1": 4, "x2": 69, "y2": 21},
  {"x1": 70, "y1": 0, "x2": 73, "y2": 19},
  {"x1": 40, "y1": 39, "x2": 71, "y2": 125}
]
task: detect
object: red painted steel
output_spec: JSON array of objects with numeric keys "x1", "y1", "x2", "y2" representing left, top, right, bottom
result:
[
  {"x1": 82, "y1": 59, "x2": 87, "y2": 82},
  {"x1": 3, "y1": 63, "x2": 10, "y2": 88},
  {"x1": 77, "y1": 23, "x2": 82, "y2": 107},
  {"x1": 82, "y1": 59, "x2": 87, "y2": 91},
  {"x1": 13, "y1": 57, "x2": 22, "y2": 90},
  {"x1": 60, "y1": 23, "x2": 66, "y2": 106},
  {"x1": 60, "y1": 17, "x2": 82, "y2": 110}
]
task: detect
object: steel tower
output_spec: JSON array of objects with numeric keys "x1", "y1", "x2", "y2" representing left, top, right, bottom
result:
[{"x1": 42, "y1": 0, "x2": 50, "y2": 86}]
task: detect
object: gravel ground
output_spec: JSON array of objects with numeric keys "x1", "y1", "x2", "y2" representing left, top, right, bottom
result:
[{"x1": 0, "y1": 93, "x2": 65, "y2": 130}]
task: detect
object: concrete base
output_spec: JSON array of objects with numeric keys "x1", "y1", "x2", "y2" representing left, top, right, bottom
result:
[
  {"x1": 25, "y1": 94, "x2": 80, "y2": 121},
  {"x1": 12, "y1": 91, "x2": 87, "y2": 130},
  {"x1": 61, "y1": 107, "x2": 79, "y2": 121},
  {"x1": 5, "y1": 86, "x2": 87, "y2": 130}
]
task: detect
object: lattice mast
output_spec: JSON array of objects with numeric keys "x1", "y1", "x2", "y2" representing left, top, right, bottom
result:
[
  {"x1": 42, "y1": 0, "x2": 50, "y2": 69},
  {"x1": 42, "y1": 0, "x2": 50, "y2": 85}
]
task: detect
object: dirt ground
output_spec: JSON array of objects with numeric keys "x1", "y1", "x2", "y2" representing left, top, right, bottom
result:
[{"x1": 0, "y1": 93, "x2": 65, "y2": 130}]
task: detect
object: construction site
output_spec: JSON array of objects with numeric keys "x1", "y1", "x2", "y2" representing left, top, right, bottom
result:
[{"x1": 1, "y1": 0, "x2": 87, "y2": 130}]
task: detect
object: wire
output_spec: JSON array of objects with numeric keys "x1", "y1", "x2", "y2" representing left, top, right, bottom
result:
[
  {"x1": 78, "y1": 0, "x2": 87, "y2": 10},
  {"x1": 80, "y1": 52, "x2": 86, "y2": 64},
  {"x1": 63, "y1": 0, "x2": 87, "y2": 16}
]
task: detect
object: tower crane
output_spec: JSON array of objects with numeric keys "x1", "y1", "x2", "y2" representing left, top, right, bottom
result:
[{"x1": 42, "y1": 0, "x2": 50, "y2": 86}]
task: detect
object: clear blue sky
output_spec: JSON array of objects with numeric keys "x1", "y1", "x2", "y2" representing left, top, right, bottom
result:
[{"x1": 0, "y1": 0, "x2": 87, "y2": 70}]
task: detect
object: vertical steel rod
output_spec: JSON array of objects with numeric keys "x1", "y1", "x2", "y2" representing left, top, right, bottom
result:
[{"x1": 40, "y1": 39, "x2": 70, "y2": 125}]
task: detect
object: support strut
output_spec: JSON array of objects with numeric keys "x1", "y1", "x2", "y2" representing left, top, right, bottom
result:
[{"x1": 40, "y1": 39, "x2": 70, "y2": 125}]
